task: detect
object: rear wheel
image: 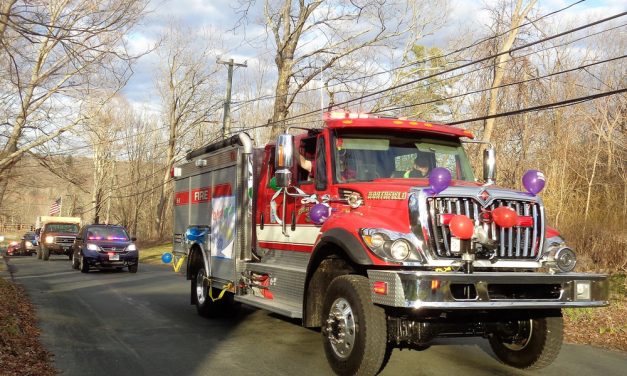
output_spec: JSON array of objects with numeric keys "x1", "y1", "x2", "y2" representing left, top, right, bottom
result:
[
  {"x1": 322, "y1": 275, "x2": 389, "y2": 376},
  {"x1": 489, "y1": 312, "x2": 563, "y2": 370},
  {"x1": 43, "y1": 248, "x2": 50, "y2": 261},
  {"x1": 193, "y1": 266, "x2": 239, "y2": 318},
  {"x1": 80, "y1": 256, "x2": 89, "y2": 273}
]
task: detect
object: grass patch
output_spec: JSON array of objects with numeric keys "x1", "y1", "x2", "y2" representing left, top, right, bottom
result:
[
  {"x1": 139, "y1": 243, "x2": 172, "y2": 265},
  {"x1": 609, "y1": 273, "x2": 627, "y2": 298}
]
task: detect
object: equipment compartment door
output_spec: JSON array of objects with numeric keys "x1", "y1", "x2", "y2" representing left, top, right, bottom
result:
[{"x1": 210, "y1": 166, "x2": 238, "y2": 281}]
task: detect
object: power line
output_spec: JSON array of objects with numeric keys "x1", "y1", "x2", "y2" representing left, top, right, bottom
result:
[
  {"x1": 228, "y1": 0, "x2": 588, "y2": 109},
  {"x1": 446, "y1": 88, "x2": 626, "y2": 126},
  {"x1": 252, "y1": 11, "x2": 626, "y2": 130},
  {"x1": 373, "y1": 55, "x2": 626, "y2": 115}
]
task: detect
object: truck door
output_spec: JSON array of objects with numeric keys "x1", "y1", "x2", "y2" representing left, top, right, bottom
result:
[{"x1": 256, "y1": 134, "x2": 326, "y2": 253}]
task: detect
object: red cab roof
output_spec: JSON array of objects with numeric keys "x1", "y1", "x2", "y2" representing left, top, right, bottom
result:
[{"x1": 322, "y1": 111, "x2": 474, "y2": 139}]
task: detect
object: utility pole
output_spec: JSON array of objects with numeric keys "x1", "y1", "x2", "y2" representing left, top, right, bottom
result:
[{"x1": 217, "y1": 58, "x2": 247, "y2": 139}]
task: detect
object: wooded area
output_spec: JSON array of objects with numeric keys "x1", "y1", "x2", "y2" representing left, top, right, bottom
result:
[{"x1": 0, "y1": 0, "x2": 624, "y2": 271}]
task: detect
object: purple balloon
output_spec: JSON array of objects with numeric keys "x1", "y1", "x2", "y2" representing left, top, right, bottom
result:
[
  {"x1": 429, "y1": 167, "x2": 452, "y2": 194},
  {"x1": 522, "y1": 169, "x2": 546, "y2": 195},
  {"x1": 309, "y1": 203, "x2": 331, "y2": 225}
]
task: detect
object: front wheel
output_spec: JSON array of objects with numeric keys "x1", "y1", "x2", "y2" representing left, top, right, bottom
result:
[
  {"x1": 322, "y1": 275, "x2": 389, "y2": 376},
  {"x1": 37, "y1": 248, "x2": 42, "y2": 260},
  {"x1": 489, "y1": 313, "x2": 563, "y2": 370},
  {"x1": 128, "y1": 263, "x2": 138, "y2": 273},
  {"x1": 193, "y1": 266, "x2": 239, "y2": 318},
  {"x1": 80, "y1": 256, "x2": 89, "y2": 273},
  {"x1": 43, "y1": 248, "x2": 50, "y2": 261}
]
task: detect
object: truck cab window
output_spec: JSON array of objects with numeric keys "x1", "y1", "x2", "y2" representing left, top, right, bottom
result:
[
  {"x1": 298, "y1": 137, "x2": 316, "y2": 184},
  {"x1": 315, "y1": 136, "x2": 327, "y2": 190}
]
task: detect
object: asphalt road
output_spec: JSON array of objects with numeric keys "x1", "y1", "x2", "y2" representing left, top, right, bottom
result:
[{"x1": 5, "y1": 255, "x2": 627, "y2": 376}]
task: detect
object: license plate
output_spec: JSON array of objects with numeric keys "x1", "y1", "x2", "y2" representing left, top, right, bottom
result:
[
  {"x1": 450, "y1": 237, "x2": 461, "y2": 254},
  {"x1": 109, "y1": 254, "x2": 120, "y2": 261}
]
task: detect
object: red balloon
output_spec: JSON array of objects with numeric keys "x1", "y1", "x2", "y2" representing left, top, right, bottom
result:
[
  {"x1": 449, "y1": 215, "x2": 474, "y2": 240},
  {"x1": 492, "y1": 206, "x2": 518, "y2": 228}
]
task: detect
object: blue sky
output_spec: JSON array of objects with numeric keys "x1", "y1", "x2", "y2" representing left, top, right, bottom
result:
[{"x1": 122, "y1": 0, "x2": 624, "y2": 112}]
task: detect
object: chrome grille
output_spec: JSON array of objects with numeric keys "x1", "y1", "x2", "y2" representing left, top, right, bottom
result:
[
  {"x1": 55, "y1": 236, "x2": 76, "y2": 246},
  {"x1": 426, "y1": 197, "x2": 542, "y2": 260}
]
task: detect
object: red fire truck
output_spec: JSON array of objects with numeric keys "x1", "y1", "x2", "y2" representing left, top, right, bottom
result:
[{"x1": 171, "y1": 111, "x2": 608, "y2": 375}]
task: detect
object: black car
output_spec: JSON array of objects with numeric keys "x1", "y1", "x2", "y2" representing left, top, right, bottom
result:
[
  {"x1": 18, "y1": 232, "x2": 38, "y2": 256},
  {"x1": 72, "y1": 224, "x2": 139, "y2": 273}
]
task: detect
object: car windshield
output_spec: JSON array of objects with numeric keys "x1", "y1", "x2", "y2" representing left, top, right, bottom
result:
[
  {"x1": 86, "y1": 227, "x2": 129, "y2": 241},
  {"x1": 46, "y1": 224, "x2": 79, "y2": 233},
  {"x1": 24, "y1": 233, "x2": 36, "y2": 240},
  {"x1": 332, "y1": 131, "x2": 475, "y2": 183}
]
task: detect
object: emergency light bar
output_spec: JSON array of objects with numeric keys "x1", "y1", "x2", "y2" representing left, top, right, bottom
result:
[{"x1": 324, "y1": 111, "x2": 373, "y2": 120}]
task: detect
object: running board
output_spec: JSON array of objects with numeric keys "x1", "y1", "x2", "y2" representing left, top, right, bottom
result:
[{"x1": 235, "y1": 294, "x2": 303, "y2": 319}]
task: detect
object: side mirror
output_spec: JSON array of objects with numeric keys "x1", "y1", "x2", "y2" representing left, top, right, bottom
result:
[
  {"x1": 275, "y1": 134, "x2": 294, "y2": 169},
  {"x1": 131, "y1": 237, "x2": 137, "y2": 242},
  {"x1": 483, "y1": 147, "x2": 496, "y2": 184},
  {"x1": 274, "y1": 134, "x2": 294, "y2": 188}
]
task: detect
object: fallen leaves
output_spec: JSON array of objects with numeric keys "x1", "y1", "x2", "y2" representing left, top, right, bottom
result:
[
  {"x1": 564, "y1": 299, "x2": 627, "y2": 352},
  {"x1": 0, "y1": 277, "x2": 57, "y2": 376}
]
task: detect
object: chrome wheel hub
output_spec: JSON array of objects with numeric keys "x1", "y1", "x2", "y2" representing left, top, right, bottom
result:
[
  {"x1": 324, "y1": 298, "x2": 356, "y2": 359},
  {"x1": 196, "y1": 269, "x2": 207, "y2": 305},
  {"x1": 503, "y1": 320, "x2": 534, "y2": 351}
]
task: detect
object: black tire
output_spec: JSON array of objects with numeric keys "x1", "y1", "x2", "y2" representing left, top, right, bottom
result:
[
  {"x1": 322, "y1": 275, "x2": 389, "y2": 376},
  {"x1": 80, "y1": 256, "x2": 89, "y2": 273},
  {"x1": 193, "y1": 266, "x2": 239, "y2": 318},
  {"x1": 37, "y1": 248, "x2": 42, "y2": 260},
  {"x1": 489, "y1": 313, "x2": 563, "y2": 370},
  {"x1": 43, "y1": 248, "x2": 50, "y2": 261},
  {"x1": 72, "y1": 255, "x2": 79, "y2": 270},
  {"x1": 128, "y1": 263, "x2": 138, "y2": 273}
]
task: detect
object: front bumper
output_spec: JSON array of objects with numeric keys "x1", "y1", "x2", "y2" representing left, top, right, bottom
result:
[
  {"x1": 84, "y1": 250, "x2": 138, "y2": 268},
  {"x1": 367, "y1": 270, "x2": 609, "y2": 309},
  {"x1": 44, "y1": 245, "x2": 72, "y2": 255}
]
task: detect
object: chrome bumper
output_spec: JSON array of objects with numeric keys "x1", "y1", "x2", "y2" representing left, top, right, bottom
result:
[{"x1": 367, "y1": 270, "x2": 609, "y2": 309}]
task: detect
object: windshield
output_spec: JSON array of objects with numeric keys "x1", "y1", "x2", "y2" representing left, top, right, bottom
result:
[
  {"x1": 45, "y1": 223, "x2": 79, "y2": 233},
  {"x1": 332, "y1": 131, "x2": 474, "y2": 183},
  {"x1": 86, "y1": 227, "x2": 129, "y2": 241}
]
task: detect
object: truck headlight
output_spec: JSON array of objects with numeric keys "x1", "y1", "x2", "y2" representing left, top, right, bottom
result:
[
  {"x1": 86, "y1": 243, "x2": 99, "y2": 251},
  {"x1": 555, "y1": 247, "x2": 577, "y2": 272},
  {"x1": 390, "y1": 240, "x2": 410, "y2": 261},
  {"x1": 544, "y1": 242, "x2": 577, "y2": 273},
  {"x1": 361, "y1": 229, "x2": 424, "y2": 264},
  {"x1": 45, "y1": 236, "x2": 54, "y2": 244},
  {"x1": 25, "y1": 241, "x2": 32, "y2": 247}
]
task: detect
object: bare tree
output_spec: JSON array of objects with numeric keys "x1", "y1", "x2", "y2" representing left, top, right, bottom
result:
[
  {"x1": 0, "y1": 0, "x2": 148, "y2": 208},
  {"x1": 258, "y1": 0, "x2": 445, "y2": 135},
  {"x1": 153, "y1": 24, "x2": 223, "y2": 239},
  {"x1": 481, "y1": 0, "x2": 537, "y2": 144}
]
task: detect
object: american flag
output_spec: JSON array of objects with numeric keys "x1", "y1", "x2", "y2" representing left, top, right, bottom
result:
[{"x1": 49, "y1": 197, "x2": 61, "y2": 216}]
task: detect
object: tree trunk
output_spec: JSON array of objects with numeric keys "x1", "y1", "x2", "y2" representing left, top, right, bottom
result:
[{"x1": 482, "y1": 0, "x2": 536, "y2": 144}]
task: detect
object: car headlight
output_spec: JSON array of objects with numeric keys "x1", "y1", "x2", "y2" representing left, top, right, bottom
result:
[
  {"x1": 126, "y1": 244, "x2": 137, "y2": 252},
  {"x1": 25, "y1": 241, "x2": 32, "y2": 247},
  {"x1": 45, "y1": 236, "x2": 54, "y2": 244},
  {"x1": 86, "y1": 243, "x2": 99, "y2": 251},
  {"x1": 361, "y1": 229, "x2": 424, "y2": 264}
]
